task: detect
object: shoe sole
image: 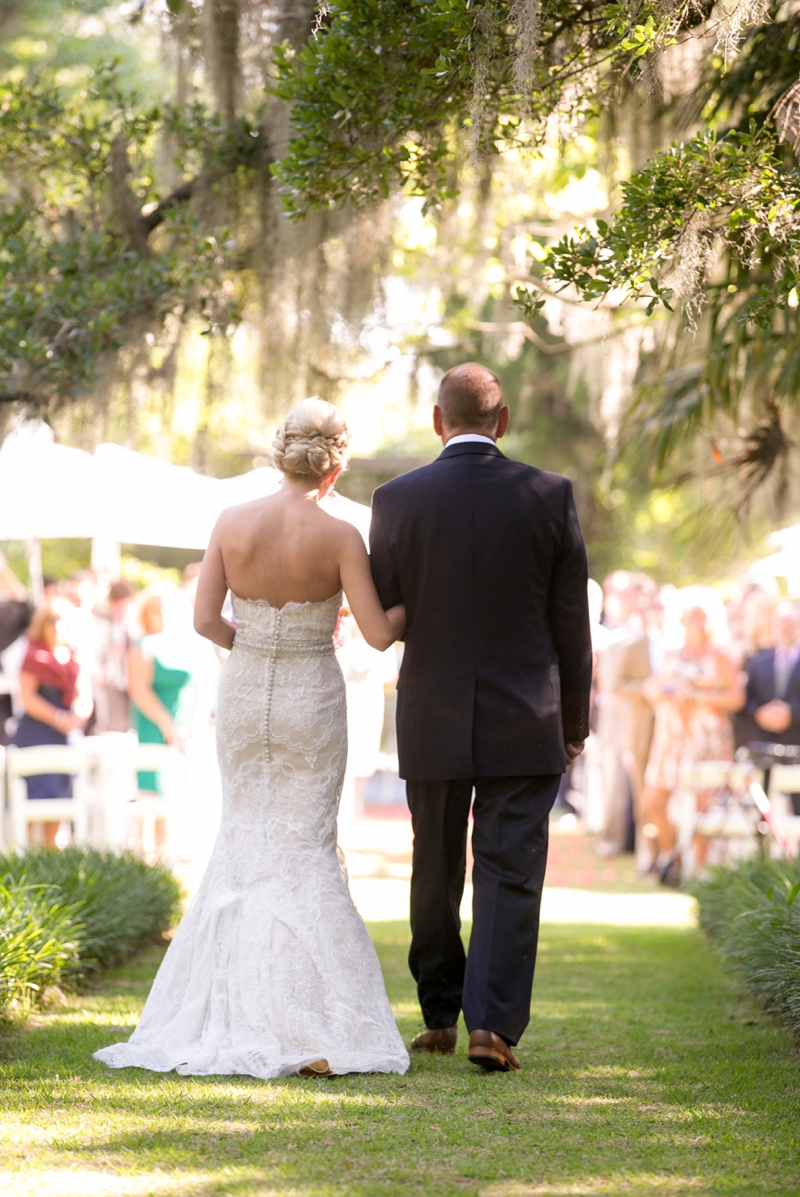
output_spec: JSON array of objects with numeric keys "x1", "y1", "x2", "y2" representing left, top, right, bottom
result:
[
  {"x1": 468, "y1": 1049, "x2": 518, "y2": 1072},
  {"x1": 410, "y1": 1046, "x2": 456, "y2": 1055}
]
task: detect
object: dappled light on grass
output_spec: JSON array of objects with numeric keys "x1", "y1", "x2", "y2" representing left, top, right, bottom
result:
[
  {"x1": 479, "y1": 1178, "x2": 709, "y2": 1196},
  {"x1": 0, "y1": 1169, "x2": 273, "y2": 1197},
  {"x1": 2, "y1": 924, "x2": 799, "y2": 1196}
]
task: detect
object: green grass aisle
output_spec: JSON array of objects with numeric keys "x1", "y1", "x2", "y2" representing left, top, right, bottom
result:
[{"x1": 1, "y1": 923, "x2": 799, "y2": 1197}]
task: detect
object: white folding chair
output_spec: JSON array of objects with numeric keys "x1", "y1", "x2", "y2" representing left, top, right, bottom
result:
[
  {"x1": 82, "y1": 731, "x2": 139, "y2": 851},
  {"x1": 130, "y1": 742, "x2": 183, "y2": 859},
  {"x1": 6, "y1": 743, "x2": 90, "y2": 850},
  {"x1": 673, "y1": 760, "x2": 759, "y2": 877},
  {"x1": 767, "y1": 764, "x2": 800, "y2": 849}
]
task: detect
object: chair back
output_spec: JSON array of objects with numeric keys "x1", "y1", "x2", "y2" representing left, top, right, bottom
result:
[{"x1": 5, "y1": 743, "x2": 90, "y2": 848}]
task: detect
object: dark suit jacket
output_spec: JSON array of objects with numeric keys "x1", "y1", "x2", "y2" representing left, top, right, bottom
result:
[
  {"x1": 738, "y1": 648, "x2": 800, "y2": 747},
  {"x1": 369, "y1": 441, "x2": 592, "y2": 781},
  {"x1": 0, "y1": 599, "x2": 32, "y2": 654}
]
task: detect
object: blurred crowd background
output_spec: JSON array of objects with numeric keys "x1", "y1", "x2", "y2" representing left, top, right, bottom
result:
[
  {"x1": 578, "y1": 572, "x2": 800, "y2": 885},
  {"x1": 2, "y1": 551, "x2": 798, "y2": 883},
  {"x1": 0, "y1": 552, "x2": 399, "y2": 854}
]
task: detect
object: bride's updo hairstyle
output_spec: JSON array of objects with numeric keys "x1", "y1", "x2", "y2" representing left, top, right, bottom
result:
[{"x1": 272, "y1": 398, "x2": 350, "y2": 480}]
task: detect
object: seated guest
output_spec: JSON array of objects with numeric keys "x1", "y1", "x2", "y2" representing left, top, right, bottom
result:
[
  {"x1": 742, "y1": 601, "x2": 800, "y2": 812},
  {"x1": 12, "y1": 601, "x2": 86, "y2": 846}
]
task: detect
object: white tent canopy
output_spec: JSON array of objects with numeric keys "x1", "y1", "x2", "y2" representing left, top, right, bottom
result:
[
  {"x1": 0, "y1": 421, "x2": 371, "y2": 554},
  {"x1": 746, "y1": 523, "x2": 800, "y2": 596}
]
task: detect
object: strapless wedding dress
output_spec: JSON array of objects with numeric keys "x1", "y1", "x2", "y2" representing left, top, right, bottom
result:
[{"x1": 94, "y1": 592, "x2": 409, "y2": 1078}]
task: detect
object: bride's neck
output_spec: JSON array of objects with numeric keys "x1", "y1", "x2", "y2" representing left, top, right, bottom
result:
[{"x1": 280, "y1": 475, "x2": 332, "y2": 503}]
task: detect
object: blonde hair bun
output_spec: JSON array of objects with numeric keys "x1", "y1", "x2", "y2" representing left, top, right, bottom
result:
[{"x1": 272, "y1": 398, "x2": 350, "y2": 480}]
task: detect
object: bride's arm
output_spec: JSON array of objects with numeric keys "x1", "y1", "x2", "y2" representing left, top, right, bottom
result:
[
  {"x1": 194, "y1": 521, "x2": 236, "y2": 651},
  {"x1": 338, "y1": 525, "x2": 405, "y2": 651}
]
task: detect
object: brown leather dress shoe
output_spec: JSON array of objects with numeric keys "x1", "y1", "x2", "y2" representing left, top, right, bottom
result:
[
  {"x1": 410, "y1": 1025, "x2": 457, "y2": 1054},
  {"x1": 468, "y1": 1030, "x2": 521, "y2": 1072}
]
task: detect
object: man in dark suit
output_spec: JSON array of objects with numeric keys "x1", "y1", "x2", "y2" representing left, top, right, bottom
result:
[
  {"x1": 742, "y1": 601, "x2": 800, "y2": 811},
  {"x1": 369, "y1": 363, "x2": 592, "y2": 1072}
]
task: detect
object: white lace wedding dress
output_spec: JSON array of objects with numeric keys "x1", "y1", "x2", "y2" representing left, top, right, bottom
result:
[{"x1": 94, "y1": 592, "x2": 409, "y2": 1078}]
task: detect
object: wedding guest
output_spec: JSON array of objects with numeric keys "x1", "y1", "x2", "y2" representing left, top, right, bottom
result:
[
  {"x1": 0, "y1": 552, "x2": 33, "y2": 746},
  {"x1": 641, "y1": 587, "x2": 744, "y2": 880},
  {"x1": 91, "y1": 579, "x2": 136, "y2": 734},
  {"x1": 602, "y1": 579, "x2": 660, "y2": 867},
  {"x1": 181, "y1": 562, "x2": 203, "y2": 607},
  {"x1": 724, "y1": 585, "x2": 754, "y2": 666},
  {"x1": 128, "y1": 587, "x2": 196, "y2": 799},
  {"x1": 742, "y1": 588, "x2": 777, "y2": 659},
  {"x1": 734, "y1": 588, "x2": 777, "y2": 746},
  {"x1": 601, "y1": 570, "x2": 634, "y2": 630},
  {"x1": 741, "y1": 601, "x2": 800, "y2": 813},
  {"x1": 62, "y1": 569, "x2": 103, "y2": 729},
  {"x1": 11, "y1": 600, "x2": 86, "y2": 846},
  {"x1": 594, "y1": 573, "x2": 646, "y2": 856}
]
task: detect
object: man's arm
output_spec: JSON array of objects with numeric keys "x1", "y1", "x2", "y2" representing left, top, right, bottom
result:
[
  {"x1": 743, "y1": 654, "x2": 768, "y2": 717},
  {"x1": 369, "y1": 489, "x2": 403, "y2": 610},
  {"x1": 787, "y1": 665, "x2": 800, "y2": 728},
  {"x1": 547, "y1": 480, "x2": 592, "y2": 744}
]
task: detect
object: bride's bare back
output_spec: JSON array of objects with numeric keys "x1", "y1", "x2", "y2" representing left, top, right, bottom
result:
[
  {"x1": 194, "y1": 475, "x2": 405, "y2": 652},
  {"x1": 217, "y1": 489, "x2": 347, "y2": 608}
]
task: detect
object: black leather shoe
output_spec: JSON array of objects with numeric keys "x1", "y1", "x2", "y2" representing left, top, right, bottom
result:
[{"x1": 410, "y1": 1025, "x2": 457, "y2": 1054}]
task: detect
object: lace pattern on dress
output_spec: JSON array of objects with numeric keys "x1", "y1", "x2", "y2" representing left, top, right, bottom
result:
[{"x1": 93, "y1": 590, "x2": 409, "y2": 1078}]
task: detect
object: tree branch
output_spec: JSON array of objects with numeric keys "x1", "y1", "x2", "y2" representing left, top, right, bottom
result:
[{"x1": 140, "y1": 179, "x2": 197, "y2": 233}]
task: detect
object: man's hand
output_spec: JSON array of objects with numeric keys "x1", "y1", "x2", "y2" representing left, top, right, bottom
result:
[
  {"x1": 565, "y1": 740, "x2": 585, "y2": 764},
  {"x1": 755, "y1": 699, "x2": 792, "y2": 734}
]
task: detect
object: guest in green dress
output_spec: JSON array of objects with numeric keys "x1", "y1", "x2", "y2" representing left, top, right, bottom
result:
[{"x1": 128, "y1": 590, "x2": 195, "y2": 796}]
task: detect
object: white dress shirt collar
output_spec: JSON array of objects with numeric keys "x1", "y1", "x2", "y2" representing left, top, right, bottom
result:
[{"x1": 444, "y1": 433, "x2": 497, "y2": 447}]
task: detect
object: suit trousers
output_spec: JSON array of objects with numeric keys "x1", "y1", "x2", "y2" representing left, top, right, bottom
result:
[{"x1": 406, "y1": 773, "x2": 560, "y2": 1046}]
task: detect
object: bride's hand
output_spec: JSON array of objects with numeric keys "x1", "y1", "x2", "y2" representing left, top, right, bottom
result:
[{"x1": 386, "y1": 604, "x2": 406, "y2": 641}]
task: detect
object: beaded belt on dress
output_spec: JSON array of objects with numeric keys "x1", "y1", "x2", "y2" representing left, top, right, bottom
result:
[{"x1": 234, "y1": 633, "x2": 334, "y2": 657}]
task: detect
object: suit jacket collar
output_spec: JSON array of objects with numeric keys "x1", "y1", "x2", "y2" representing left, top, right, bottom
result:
[
  {"x1": 755, "y1": 647, "x2": 800, "y2": 692},
  {"x1": 437, "y1": 441, "x2": 506, "y2": 461},
  {"x1": 783, "y1": 651, "x2": 800, "y2": 693}
]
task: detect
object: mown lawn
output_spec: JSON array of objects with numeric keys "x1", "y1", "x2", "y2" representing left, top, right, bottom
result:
[{"x1": 1, "y1": 922, "x2": 799, "y2": 1197}]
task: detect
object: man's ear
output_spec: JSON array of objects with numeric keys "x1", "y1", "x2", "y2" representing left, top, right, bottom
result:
[
  {"x1": 496, "y1": 406, "x2": 511, "y2": 439},
  {"x1": 433, "y1": 405, "x2": 444, "y2": 438}
]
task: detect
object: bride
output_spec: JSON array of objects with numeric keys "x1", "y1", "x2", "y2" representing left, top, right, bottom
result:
[{"x1": 94, "y1": 400, "x2": 410, "y2": 1079}]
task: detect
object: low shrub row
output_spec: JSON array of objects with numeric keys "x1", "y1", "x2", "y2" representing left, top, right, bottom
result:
[
  {"x1": 0, "y1": 847, "x2": 182, "y2": 1019},
  {"x1": 0, "y1": 881, "x2": 78, "y2": 1017},
  {"x1": 692, "y1": 855, "x2": 800, "y2": 1036}
]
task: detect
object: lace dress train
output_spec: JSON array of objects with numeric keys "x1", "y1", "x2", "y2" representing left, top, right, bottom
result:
[{"x1": 94, "y1": 592, "x2": 409, "y2": 1078}]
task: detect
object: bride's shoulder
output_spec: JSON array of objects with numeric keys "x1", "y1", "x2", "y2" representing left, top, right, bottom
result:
[
  {"x1": 311, "y1": 503, "x2": 363, "y2": 550},
  {"x1": 216, "y1": 495, "x2": 277, "y2": 529}
]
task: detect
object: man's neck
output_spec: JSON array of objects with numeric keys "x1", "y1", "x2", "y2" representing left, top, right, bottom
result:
[{"x1": 443, "y1": 431, "x2": 497, "y2": 446}]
